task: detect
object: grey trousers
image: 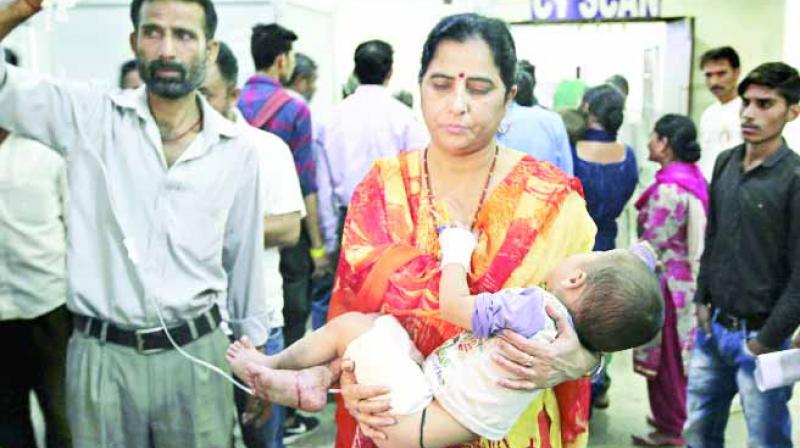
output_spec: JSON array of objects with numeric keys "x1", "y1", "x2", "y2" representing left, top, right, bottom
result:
[{"x1": 66, "y1": 327, "x2": 239, "y2": 448}]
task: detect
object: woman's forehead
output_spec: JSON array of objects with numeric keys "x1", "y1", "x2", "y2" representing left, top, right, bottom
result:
[{"x1": 426, "y1": 38, "x2": 500, "y2": 80}]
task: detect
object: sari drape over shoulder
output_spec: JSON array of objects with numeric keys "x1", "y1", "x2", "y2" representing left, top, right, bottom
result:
[{"x1": 329, "y1": 150, "x2": 597, "y2": 448}]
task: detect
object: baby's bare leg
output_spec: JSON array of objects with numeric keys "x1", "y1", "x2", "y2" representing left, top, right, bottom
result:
[
  {"x1": 376, "y1": 401, "x2": 477, "y2": 448},
  {"x1": 227, "y1": 311, "x2": 379, "y2": 379},
  {"x1": 237, "y1": 312, "x2": 381, "y2": 411},
  {"x1": 270, "y1": 312, "x2": 380, "y2": 369}
]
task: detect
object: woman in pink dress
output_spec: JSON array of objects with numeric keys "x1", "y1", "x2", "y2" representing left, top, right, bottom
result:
[{"x1": 632, "y1": 114, "x2": 709, "y2": 446}]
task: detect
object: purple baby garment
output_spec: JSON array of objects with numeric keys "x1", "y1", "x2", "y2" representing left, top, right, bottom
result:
[{"x1": 471, "y1": 288, "x2": 549, "y2": 338}]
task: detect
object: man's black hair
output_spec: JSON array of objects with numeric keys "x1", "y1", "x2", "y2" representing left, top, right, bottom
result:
[
  {"x1": 251, "y1": 23, "x2": 297, "y2": 71},
  {"x1": 514, "y1": 68, "x2": 533, "y2": 107},
  {"x1": 700, "y1": 46, "x2": 740, "y2": 70},
  {"x1": 118, "y1": 59, "x2": 138, "y2": 88},
  {"x1": 288, "y1": 53, "x2": 317, "y2": 85},
  {"x1": 130, "y1": 0, "x2": 218, "y2": 39},
  {"x1": 354, "y1": 40, "x2": 393, "y2": 85},
  {"x1": 216, "y1": 41, "x2": 239, "y2": 88},
  {"x1": 738, "y1": 62, "x2": 800, "y2": 106}
]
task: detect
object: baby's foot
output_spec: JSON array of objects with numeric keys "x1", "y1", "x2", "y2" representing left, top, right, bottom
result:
[
  {"x1": 226, "y1": 337, "x2": 268, "y2": 381},
  {"x1": 246, "y1": 364, "x2": 334, "y2": 412}
]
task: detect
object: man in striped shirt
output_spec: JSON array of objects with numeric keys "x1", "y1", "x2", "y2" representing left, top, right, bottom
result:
[{"x1": 238, "y1": 23, "x2": 328, "y2": 442}]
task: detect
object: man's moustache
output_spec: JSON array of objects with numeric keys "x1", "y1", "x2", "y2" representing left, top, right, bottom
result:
[{"x1": 149, "y1": 62, "x2": 187, "y2": 78}]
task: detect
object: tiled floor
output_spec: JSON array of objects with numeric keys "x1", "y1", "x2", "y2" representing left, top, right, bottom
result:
[
  {"x1": 31, "y1": 349, "x2": 799, "y2": 447},
  {"x1": 290, "y1": 349, "x2": 800, "y2": 447}
]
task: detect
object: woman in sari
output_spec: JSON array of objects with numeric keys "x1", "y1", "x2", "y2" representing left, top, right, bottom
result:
[
  {"x1": 330, "y1": 13, "x2": 600, "y2": 448},
  {"x1": 631, "y1": 114, "x2": 708, "y2": 446}
]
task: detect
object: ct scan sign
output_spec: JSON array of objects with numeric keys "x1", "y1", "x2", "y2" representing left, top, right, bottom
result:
[{"x1": 530, "y1": 0, "x2": 662, "y2": 20}]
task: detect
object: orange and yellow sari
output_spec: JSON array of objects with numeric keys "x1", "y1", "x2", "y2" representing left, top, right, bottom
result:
[{"x1": 329, "y1": 150, "x2": 597, "y2": 448}]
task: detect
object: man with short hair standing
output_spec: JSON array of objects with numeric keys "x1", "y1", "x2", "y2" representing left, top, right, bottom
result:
[
  {"x1": 686, "y1": 62, "x2": 800, "y2": 448},
  {"x1": 0, "y1": 0, "x2": 268, "y2": 446},
  {"x1": 202, "y1": 41, "x2": 305, "y2": 448},
  {"x1": 317, "y1": 39, "x2": 429, "y2": 258},
  {"x1": 238, "y1": 23, "x2": 326, "y2": 441},
  {"x1": 698, "y1": 46, "x2": 744, "y2": 179},
  {"x1": 497, "y1": 66, "x2": 573, "y2": 175},
  {"x1": 0, "y1": 47, "x2": 71, "y2": 448}
]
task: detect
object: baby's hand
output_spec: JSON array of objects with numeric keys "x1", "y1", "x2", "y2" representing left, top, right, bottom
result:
[{"x1": 438, "y1": 226, "x2": 477, "y2": 271}]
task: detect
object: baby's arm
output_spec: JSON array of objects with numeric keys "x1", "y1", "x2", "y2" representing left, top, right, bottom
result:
[
  {"x1": 437, "y1": 227, "x2": 549, "y2": 338},
  {"x1": 438, "y1": 226, "x2": 479, "y2": 331},
  {"x1": 439, "y1": 263, "x2": 478, "y2": 331}
]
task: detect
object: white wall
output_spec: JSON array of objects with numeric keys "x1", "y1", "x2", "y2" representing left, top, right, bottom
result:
[
  {"x1": 6, "y1": 0, "x2": 274, "y2": 88},
  {"x1": 783, "y1": 0, "x2": 800, "y2": 150}
]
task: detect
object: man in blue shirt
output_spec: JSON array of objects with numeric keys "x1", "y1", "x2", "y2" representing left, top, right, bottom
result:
[{"x1": 497, "y1": 67, "x2": 573, "y2": 175}]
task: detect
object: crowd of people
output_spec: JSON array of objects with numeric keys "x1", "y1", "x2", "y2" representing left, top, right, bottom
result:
[{"x1": 0, "y1": 0, "x2": 798, "y2": 447}]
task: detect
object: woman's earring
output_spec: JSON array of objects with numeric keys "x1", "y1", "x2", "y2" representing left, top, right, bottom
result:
[{"x1": 498, "y1": 117, "x2": 510, "y2": 135}]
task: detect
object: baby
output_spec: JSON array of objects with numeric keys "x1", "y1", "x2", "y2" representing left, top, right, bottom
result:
[{"x1": 227, "y1": 227, "x2": 663, "y2": 447}]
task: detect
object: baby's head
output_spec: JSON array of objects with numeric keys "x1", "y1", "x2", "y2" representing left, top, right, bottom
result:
[{"x1": 546, "y1": 244, "x2": 663, "y2": 352}]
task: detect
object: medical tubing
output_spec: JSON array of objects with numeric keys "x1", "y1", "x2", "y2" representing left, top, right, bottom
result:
[{"x1": 81, "y1": 125, "x2": 256, "y2": 396}]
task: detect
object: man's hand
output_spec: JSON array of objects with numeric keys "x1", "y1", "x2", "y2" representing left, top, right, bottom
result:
[
  {"x1": 241, "y1": 395, "x2": 271, "y2": 428},
  {"x1": 0, "y1": 0, "x2": 40, "y2": 42},
  {"x1": 746, "y1": 338, "x2": 773, "y2": 356},
  {"x1": 311, "y1": 251, "x2": 332, "y2": 278},
  {"x1": 792, "y1": 328, "x2": 800, "y2": 349},
  {"x1": 696, "y1": 303, "x2": 712, "y2": 334}
]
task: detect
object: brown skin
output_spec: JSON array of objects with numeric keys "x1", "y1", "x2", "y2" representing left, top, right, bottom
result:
[
  {"x1": 128, "y1": 0, "x2": 218, "y2": 167},
  {"x1": 647, "y1": 132, "x2": 677, "y2": 168},
  {"x1": 703, "y1": 59, "x2": 740, "y2": 104}
]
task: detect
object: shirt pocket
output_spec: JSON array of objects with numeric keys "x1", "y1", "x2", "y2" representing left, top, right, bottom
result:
[{"x1": 167, "y1": 189, "x2": 228, "y2": 262}]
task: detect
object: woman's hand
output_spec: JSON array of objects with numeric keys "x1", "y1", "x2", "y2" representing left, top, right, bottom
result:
[
  {"x1": 492, "y1": 304, "x2": 599, "y2": 390},
  {"x1": 340, "y1": 359, "x2": 397, "y2": 441}
]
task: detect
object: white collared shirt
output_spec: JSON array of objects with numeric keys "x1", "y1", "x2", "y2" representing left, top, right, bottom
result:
[
  {"x1": 0, "y1": 134, "x2": 68, "y2": 320},
  {"x1": 699, "y1": 96, "x2": 743, "y2": 180},
  {"x1": 317, "y1": 84, "x2": 429, "y2": 252},
  {"x1": 0, "y1": 55, "x2": 269, "y2": 344},
  {"x1": 231, "y1": 109, "x2": 306, "y2": 329}
]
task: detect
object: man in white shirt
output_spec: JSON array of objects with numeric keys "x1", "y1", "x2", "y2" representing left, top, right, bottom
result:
[
  {"x1": 698, "y1": 46, "x2": 744, "y2": 180},
  {"x1": 317, "y1": 40, "x2": 429, "y2": 255},
  {"x1": 0, "y1": 0, "x2": 268, "y2": 446},
  {"x1": 202, "y1": 41, "x2": 305, "y2": 448},
  {"x1": 0, "y1": 48, "x2": 71, "y2": 448}
]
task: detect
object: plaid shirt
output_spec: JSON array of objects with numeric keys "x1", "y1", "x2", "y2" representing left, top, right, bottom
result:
[{"x1": 238, "y1": 75, "x2": 316, "y2": 196}]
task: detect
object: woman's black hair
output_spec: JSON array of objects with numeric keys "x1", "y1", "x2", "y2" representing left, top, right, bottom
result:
[
  {"x1": 654, "y1": 114, "x2": 701, "y2": 163},
  {"x1": 582, "y1": 84, "x2": 625, "y2": 133},
  {"x1": 418, "y1": 13, "x2": 516, "y2": 93}
]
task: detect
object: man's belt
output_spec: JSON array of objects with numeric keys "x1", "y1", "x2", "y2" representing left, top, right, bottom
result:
[
  {"x1": 712, "y1": 308, "x2": 767, "y2": 332},
  {"x1": 73, "y1": 306, "x2": 222, "y2": 354}
]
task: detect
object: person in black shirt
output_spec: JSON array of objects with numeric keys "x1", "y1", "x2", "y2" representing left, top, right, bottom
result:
[{"x1": 684, "y1": 62, "x2": 800, "y2": 448}]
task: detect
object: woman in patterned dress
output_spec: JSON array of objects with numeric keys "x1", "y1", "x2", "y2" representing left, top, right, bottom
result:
[
  {"x1": 331, "y1": 13, "x2": 602, "y2": 448},
  {"x1": 631, "y1": 114, "x2": 709, "y2": 446}
]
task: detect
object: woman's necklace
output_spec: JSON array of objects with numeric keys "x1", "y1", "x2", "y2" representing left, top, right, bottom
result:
[
  {"x1": 422, "y1": 145, "x2": 499, "y2": 232},
  {"x1": 160, "y1": 116, "x2": 202, "y2": 143}
]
